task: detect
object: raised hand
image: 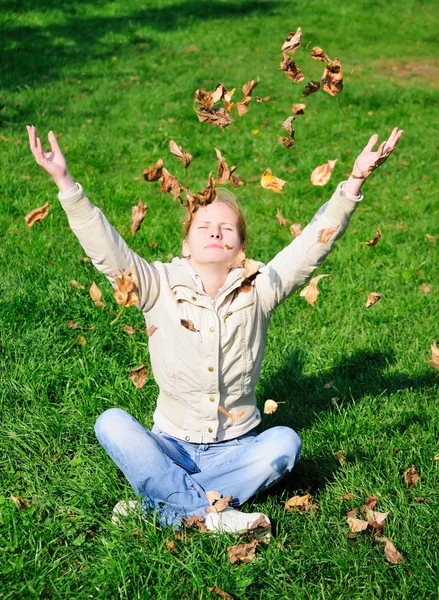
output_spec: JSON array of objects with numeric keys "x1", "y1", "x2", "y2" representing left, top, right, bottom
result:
[
  {"x1": 26, "y1": 125, "x2": 75, "y2": 192},
  {"x1": 351, "y1": 127, "x2": 404, "y2": 180}
]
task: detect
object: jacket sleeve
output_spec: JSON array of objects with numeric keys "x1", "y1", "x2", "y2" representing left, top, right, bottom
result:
[
  {"x1": 254, "y1": 182, "x2": 363, "y2": 314},
  {"x1": 58, "y1": 183, "x2": 160, "y2": 313}
]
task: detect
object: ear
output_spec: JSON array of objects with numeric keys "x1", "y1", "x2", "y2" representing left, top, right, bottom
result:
[{"x1": 182, "y1": 238, "x2": 190, "y2": 258}]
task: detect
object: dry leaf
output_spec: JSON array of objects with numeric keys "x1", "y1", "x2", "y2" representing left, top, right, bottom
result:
[
  {"x1": 281, "y1": 28, "x2": 302, "y2": 55},
  {"x1": 290, "y1": 222, "x2": 302, "y2": 237},
  {"x1": 129, "y1": 364, "x2": 148, "y2": 389},
  {"x1": 299, "y1": 273, "x2": 331, "y2": 307},
  {"x1": 365, "y1": 292, "x2": 383, "y2": 308},
  {"x1": 70, "y1": 280, "x2": 85, "y2": 290},
  {"x1": 196, "y1": 106, "x2": 234, "y2": 130},
  {"x1": 206, "y1": 491, "x2": 222, "y2": 505},
  {"x1": 218, "y1": 406, "x2": 245, "y2": 421},
  {"x1": 403, "y1": 465, "x2": 420, "y2": 488},
  {"x1": 147, "y1": 324, "x2": 158, "y2": 337},
  {"x1": 335, "y1": 493, "x2": 357, "y2": 500},
  {"x1": 413, "y1": 497, "x2": 428, "y2": 503},
  {"x1": 291, "y1": 103, "x2": 306, "y2": 115},
  {"x1": 276, "y1": 206, "x2": 288, "y2": 228},
  {"x1": 25, "y1": 202, "x2": 49, "y2": 227},
  {"x1": 160, "y1": 168, "x2": 184, "y2": 202},
  {"x1": 376, "y1": 536, "x2": 404, "y2": 564},
  {"x1": 227, "y1": 539, "x2": 259, "y2": 564},
  {"x1": 181, "y1": 319, "x2": 199, "y2": 332},
  {"x1": 242, "y1": 79, "x2": 259, "y2": 96},
  {"x1": 207, "y1": 585, "x2": 235, "y2": 600},
  {"x1": 206, "y1": 493, "x2": 233, "y2": 513},
  {"x1": 256, "y1": 96, "x2": 270, "y2": 102},
  {"x1": 285, "y1": 494, "x2": 317, "y2": 512},
  {"x1": 302, "y1": 80, "x2": 320, "y2": 96},
  {"x1": 166, "y1": 539, "x2": 177, "y2": 554},
  {"x1": 67, "y1": 320, "x2": 77, "y2": 328},
  {"x1": 361, "y1": 229, "x2": 382, "y2": 246},
  {"x1": 11, "y1": 495, "x2": 30, "y2": 509},
  {"x1": 222, "y1": 87, "x2": 236, "y2": 113},
  {"x1": 426, "y1": 234, "x2": 436, "y2": 243},
  {"x1": 420, "y1": 283, "x2": 433, "y2": 294},
  {"x1": 229, "y1": 167, "x2": 244, "y2": 188},
  {"x1": 263, "y1": 399, "x2": 278, "y2": 414},
  {"x1": 186, "y1": 173, "x2": 217, "y2": 208},
  {"x1": 89, "y1": 282, "x2": 105, "y2": 307},
  {"x1": 123, "y1": 325, "x2": 135, "y2": 335},
  {"x1": 113, "y1": 268, "x2": 140, "y2": 308},
  {"x1": 335, "y1": 450, "x2": 347, "y2": 466},
  {"x1": 143, "y1": 159, "x2": 164, "y2": 182},
  {"x1": 365, "y1": 509, "x2": 388, "y2": 526},
  {"x1": 364, "y1": 496, "x2": 379, "y2": 511},
  {"x1": 236, "y1": 96, "x2": 252, "y2": 117},
  {"x1": 347, "y1": 517, "x2": 369, "y2": 532},
  {"x1": 169, "y1": 140, "x2": 193, "y2": 168},
  {"x1": 322, "y1": 58, "x2": 343, "y2": 96},
  {"x1": 215, "y1": 148, "x2": 231, "y2": 183},
  {"x1": 261, "y1": 168, "x2": 287, "y2": 193},
  {"x1": 242, "y1": 259, "x2": 260, "y2": 281},
  {"x1": 310, "y1": 46, "x2": 331, "y2": 62},
  {"x1": 427, "y1": 341, "x2": 439, "y2": 370},
  {"x1": 310, "y1": 159, "x2": 338, "y2": 186},
  {"x1": 318, "y1": 226, "x2": 340, "y2": 243},
  {"x1": 282, "y1": 116, "x2": 296, "y2": 135},
  {"x1": 279, "y1": 137, "x2": 295, "y2": 149},
  {"x1": 279, "y1": 53, "x2": 305, "y2": 82},
  {"x1": 131, "y1": 200, "x2": 147, "y2": 236},
  {"x1": 76, "y1": 335, "x2": 87, "y2": 345},
  {"x1": 181, "y1": 515, "x2": 208, "y2": 531}
]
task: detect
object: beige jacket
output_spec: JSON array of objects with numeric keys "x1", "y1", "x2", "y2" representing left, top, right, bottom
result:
[{"x1": 59, "y1": 182, "x2": 363, "y2": 443}]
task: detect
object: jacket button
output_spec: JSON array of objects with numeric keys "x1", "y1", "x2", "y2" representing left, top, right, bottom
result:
[
  {"x1": 208, "y1": 427, "x2": 213, "y2": 433},
  {"x1": 209, "y1": 326, "x2": 215, "y2": 332},
  {"x1": 191, "y1": 296, "x2": 197, "y2": 301},
  {"x1": 209, "y1": 396, "x2": 215, "y2": 402},
  {"x1": 185, "y1": 436, "x2": 190, "y2": 441},
  {"x1": 208, "y1": 366, "x2": 214, "y2": 372},
  {"x1": 173, "y1": 290, "x2": 178, "y2": 296}
]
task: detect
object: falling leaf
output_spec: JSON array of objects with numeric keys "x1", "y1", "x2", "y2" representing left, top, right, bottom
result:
[
  {"x1": 194, "y1": 87, "x2": 216, "y2": 109},
  {"x1": 160, "y1": 168, "x2": 184, "y2": 202},
  {"x1": 290, "y1": 222, "x2": 302, "y2": 237},
  {"x1": 322, "y1": 58, "x2": 343, "y2": 96},
  {"x1": 347, "y1": 517, "x2": 369, "y2": 532},
  {"x1": 129, "y1": 364, "x2": 149, "y2": 389},
  {"x1": 361, "y1": 229, "x2": 382, "y2": 246},
  {"x1": 281, "y1": 28, "x2": 302, "y2": 55},
  {"x1": 426, "y1": 234, "x2": 436, "y2": 243},
  {"x1": 404, "y1": 465, "x2": 420, "y2": 488},
  {"x1": 376, "y1": 537, "x2": 404, "y2": 564},
  {"x1": 302, "y1": 80, "x2": 320, "y2": 96},
  {"x1": 147, "y1": 324, "x2": 158, "y2": 337},
  {"x1": 215, "y1": 148, "x2": 231, "y2": 183},
  {"x1": 207, "y1": 585, "x2": 235, "y2": 600},
  {"x1": 242, "y1": 79, "x2": 259, "y2": 96},
  {"x1": 89, "y1": 282, "x2": 105, "y2": 307},
  {"x1": 285, "y1": 494, "x2": 318, "y2": 512},
  {"x1": 365, "y1": 292, "x2": 383, "y2": 308},
  {"x1": 236, "y1": 96, "x2": 252, "y2": 116},
  {"x1": 131, "y1": 200, "x2": 148, "y2": 236},
  {"x1": 261, "y1": 168, "x2": 287, "y2": 193},
  {"x1": 143, "y1": 159, "x2": 164, "y2": 182},
  {"x1": 227, "y1": 539, "x2": 259, "y2": 564},
  {"x1": 279, "y1": 137, "x2": 295, "y2": 149},
  {"x1": 25, "y1": 202, "x2": 49, "y2": 227},
  {"x1": 206, "y1": 493, "x2": 233, "y2": 513},
  {"x1": 181, "y1": 319, "x2": 199, "y2": 332},
  {"x1": 169, "y1": 140, "x2": 193, "y2": 168},
  {"x1": 196, "y1": 106, "x2": 234, "y2": 130},
  {"x1": 282, "y1": 116, "x2": 296, "y2": 135},
  {"x1": 123, "y1": 325, "x2": 135, "y2": 335},
  {"x1": 279, "y1": 53, "x2": 305, "y2": 82},
  {"x1": 166, "y1": 540, "x2": 178, "y2": 554},
  {"x1": 113, "y1": 268, "x2": 140, "y2": 308},
  {"x1": 420, "y1": 283, "x2": 433, "y2": 294},
  {"x1": 181, "y1": 515, "x2": 208, "y2": 531},
  {"x1": 218, "y1": 406, "x2": 245, "y2": 421},
  {"x1": 11, "y1": 495, "x2": 30, "y2": 509},
  {"x1": 310, "y1": 46, "x2": 331, "y2": 62},
  {"x1": 299, "y1": 274, "x2": 331, "y2": 307},
  {"x1": 335, "y1": 450, "x2": 347, "y2": 466},
  {"x1": 70, "y1": 280, "x2": 85, "y2": 290},
  {"x1": 292, "y1": 103, "x2": 306, "y2": 115},
  {"x1": 310, "y1": 159, "x2": 338, "y2": 186},
  {"x1": 222, "y1": 87, "x2": 236, "y2": 113},
  {"x1": 276, "y1": 206, "x2": 287, "y2": 228},
  {"x1": 318, "y1": 226, "x2": 340, "y2": 243},
  {"x1": 229, "y1": 167, "x2": 244, "y2": 188},
  {"x1": 427, "y1": 341, "x2": 439, "y2": 370},
  {"x1": 263, "y1": 399, "x2": 278, "y2": 414}
]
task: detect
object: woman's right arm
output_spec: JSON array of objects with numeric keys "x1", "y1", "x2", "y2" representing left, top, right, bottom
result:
[{"x1": 26, "y1": 126, "x2": 160, "y2": 313}]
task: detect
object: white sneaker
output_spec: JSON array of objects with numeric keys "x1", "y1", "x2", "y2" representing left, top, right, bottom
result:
[
  {"x1": 204, "y1": 507, "x2": 271, "y2": 535},
  {"x1": 111, "y1": 500, "x2": 139, "y2": 525}
]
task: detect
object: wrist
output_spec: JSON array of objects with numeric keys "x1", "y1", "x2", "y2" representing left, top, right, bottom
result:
[
  {"x1": 54, "y1": 173, "x2": 75, "y2": 193},
  {"x1": 343, "y1": 176, "x2": 364, "y2": 198}
]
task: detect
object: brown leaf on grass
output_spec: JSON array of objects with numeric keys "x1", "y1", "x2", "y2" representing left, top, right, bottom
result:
[
  {"x1": 147, "y1": 324, "x2": 158, "y2": 337},
  {"x1": 322, "y1": 58, "x2": 343, "y2": 96},
  {"x1": 335, "y1": 450, "x2": 347, "y2": 466},
  {"x1": 310, "y1": 46, "x2": 331, "y2": 62},
  {"x1": 292, "y1": 103, "x2": 306, "y2": 115},
  {"x1": 335, "y1": 493, "x2": 357, "y2": 500},
  {"x1": 282, "y1": 116, "x2": 296, "y2": 135},
  {"x1": 181, "y1": 319, "x2": 199, "y2": 333},
  {"x1": 364, "y1": 496, "x2": 379, "y2": 511},
  {"x1": 166, "y1": 539, "x2": 178, "y2": 554},
  {"x1": 25, "y1": 201, "x2": 49, "y2": 227},
  {"x1": 67, "y1": 320, "x2": 77, "y2": 328},
  {"x1": 70, "y1": 280, "x2": 85, "y2": 290},
  {"x1": 276, "y1": 206, "x2": 289, "y2": 228},
  {"x1": 279, "y1": 136, "x2": 295, "y2": 149},
  {"x1": 196, "y1": 106, "x2": 234, "y2": 129},
  {"x1": 129, "y1": 364, "x2": 148, "y2": 389},
  {"x1": 206, "y1": 493, "x2": 233, "y2": 513},
  {"x1": 218, "y1": 406, "x2": 245, "y2": 421},
  {"x1": 242, "y1": 79, "x2": 259, "y2": 96},
  {"x1": 413, "y1": 497, "x2": 428, "y2": 503},
  {"x1": 299, "y1": 274, "x2": 331, "y2": 306},
  {"x1": 261, "y1": 168, "x2": 287, "y2": 193},
  {"x1": 206, "y1": 491, "x2": 222, "y2": 505},
  {"x1": 181, "y1": 515, "x2": 208, "y2": 531},
  {"x1": 290, "y1": 223, "x2": 302, "y2": 237},
  {"x1": 427, "y1": 341, "x2": 439, "y2": 370},
  {"x1": 256, "y1": 96, "x2": 270, "y2": 102},
  {"x1": 76, "y1": 335, "x2": 87, "y2": 345},
  {"x1": 143, "y1": 159, "x2": 164, "y2": 182},
  {"x1": 89, "y1": 282, "x2": 105, "y2": 307},
  {"x1": 347, "y1": 517, "x2": 369, "y2": 532},
  {"x1": 426, "y1": 234, "x2": 436, "y2": 243},
  {"x1": 113, "y1": 268, "x2": 140, "y2": 308},
  {"x1": 318, "y1": 225, "x2": 340, "y2": 243},
  {"x1": 365, "y1": 292, "x2": 383, "y2": 308},
  {"x1": 279, "y1": 54, "x2": 305, "y2": 82},
  {"x1": 376, "y1": 536, "x2": 404, "y2": 564},
  {"x1": 420, "y1": 283, "x2": 433, "y2": 294},
  {"x1": 131, "y1": 200, "x2": 148, "y2": 236},
  {"x1": 361, "y1": 229, "x2": 382, "y2": 246},
  {"x1": 404, "y1": 465, "x2": 420, "y2": 488},
  {"x1": 227, "y1": 539, "x2": 259, "y2": 564},
  {"x1": 169, "y1": 140, "x2": 192, "y2": 168},
  {"x1": 208, "y1": 585, "x2": 235, "y2": 600},
  {"x1": 302, "y1": 80, "x2": 320, "y2": 96},
  {"x1": 310, "y1": 159, "x2": 338, "y2": 186},
  {"x1": 236, "y1": 96, "x2": 252, "y2": 116},
  {"x1": 263, "y1": 399, "x2": 278, "y2": 414},
  {"x1": 281, "y1": 28, "x2": 302, "y2": 55},
  {"x1": 123, "y1": 325, "x2": 135, "y2": 335},
  {"x1": 285, "y1": 494, "x2": 318, "y2": 512},
  {"x1": 11, "y1": 495, "x2": 30, "y2": 509},
  {"x1": 215, "y1": 148, "x2": 231, "y2": 183},
  {"x1": 160, "y1": 168, "x2": 184, "y2": 202}
]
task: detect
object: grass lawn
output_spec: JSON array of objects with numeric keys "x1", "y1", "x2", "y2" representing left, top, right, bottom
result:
[{"x1": 1, "y1": 0, "x2": 439, "y2": 597}]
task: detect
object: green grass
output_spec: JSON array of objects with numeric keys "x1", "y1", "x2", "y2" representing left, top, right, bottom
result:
[{"x1": 1, "y1": 0, "x2": 439, "y2": 597}]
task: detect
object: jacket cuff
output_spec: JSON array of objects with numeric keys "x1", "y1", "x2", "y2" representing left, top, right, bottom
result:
[
  {"x1": 325, "y1": 181, "x2": 363, "y2": 224},
  {"x1": 58, "y1": 182, "x2": 97, "y2": 226}
]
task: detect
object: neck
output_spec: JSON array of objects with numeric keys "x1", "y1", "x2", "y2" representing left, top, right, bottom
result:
[{"x1": 188, "y1": 259, "x2": 230, "y2": 299}]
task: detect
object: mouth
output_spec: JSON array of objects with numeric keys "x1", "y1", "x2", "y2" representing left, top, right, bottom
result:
[{"x1": 205, "y1": 244, "x2": 223, "y2": 249}]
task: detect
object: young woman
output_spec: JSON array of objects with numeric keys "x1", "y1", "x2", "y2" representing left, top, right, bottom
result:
[{"x1": 26, "y1": 125, "x2": 403, "y2": 532}]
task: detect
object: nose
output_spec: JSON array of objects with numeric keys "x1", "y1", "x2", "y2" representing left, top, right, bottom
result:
[{"x1": 210, "y1": 229, "x2": 221, "y2": 239}]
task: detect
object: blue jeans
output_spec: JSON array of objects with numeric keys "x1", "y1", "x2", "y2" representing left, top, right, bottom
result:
[{"x1": 95, "y1": 408, "x2": 302, "y2": 527}]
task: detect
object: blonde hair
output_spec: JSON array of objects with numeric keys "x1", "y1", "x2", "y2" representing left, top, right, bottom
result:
[{"x1": 182, "y1": 188, "x2": 247, "y2": 243}]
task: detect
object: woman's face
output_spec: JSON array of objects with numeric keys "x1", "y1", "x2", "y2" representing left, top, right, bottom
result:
[{"x1": 182, "y1": 201, "x2": 243, "y2": 266}]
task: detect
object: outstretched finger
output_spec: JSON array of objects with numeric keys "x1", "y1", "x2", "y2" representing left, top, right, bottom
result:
[
  {"x1": 365, "y1": 133, "x2": 379, "y2": 152},
  {"x1": 35, "y1": 135, "x2": 45, "y2": 163},
  {"x1": 26, "y1": 125, "x2": 37, "y2": 154},
  {"x1": 48, "y1": 130, "x2": 61, "y2": 154},
  {"x1": 376, "y1": 140, "x2": 387, "y2": 158}
]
